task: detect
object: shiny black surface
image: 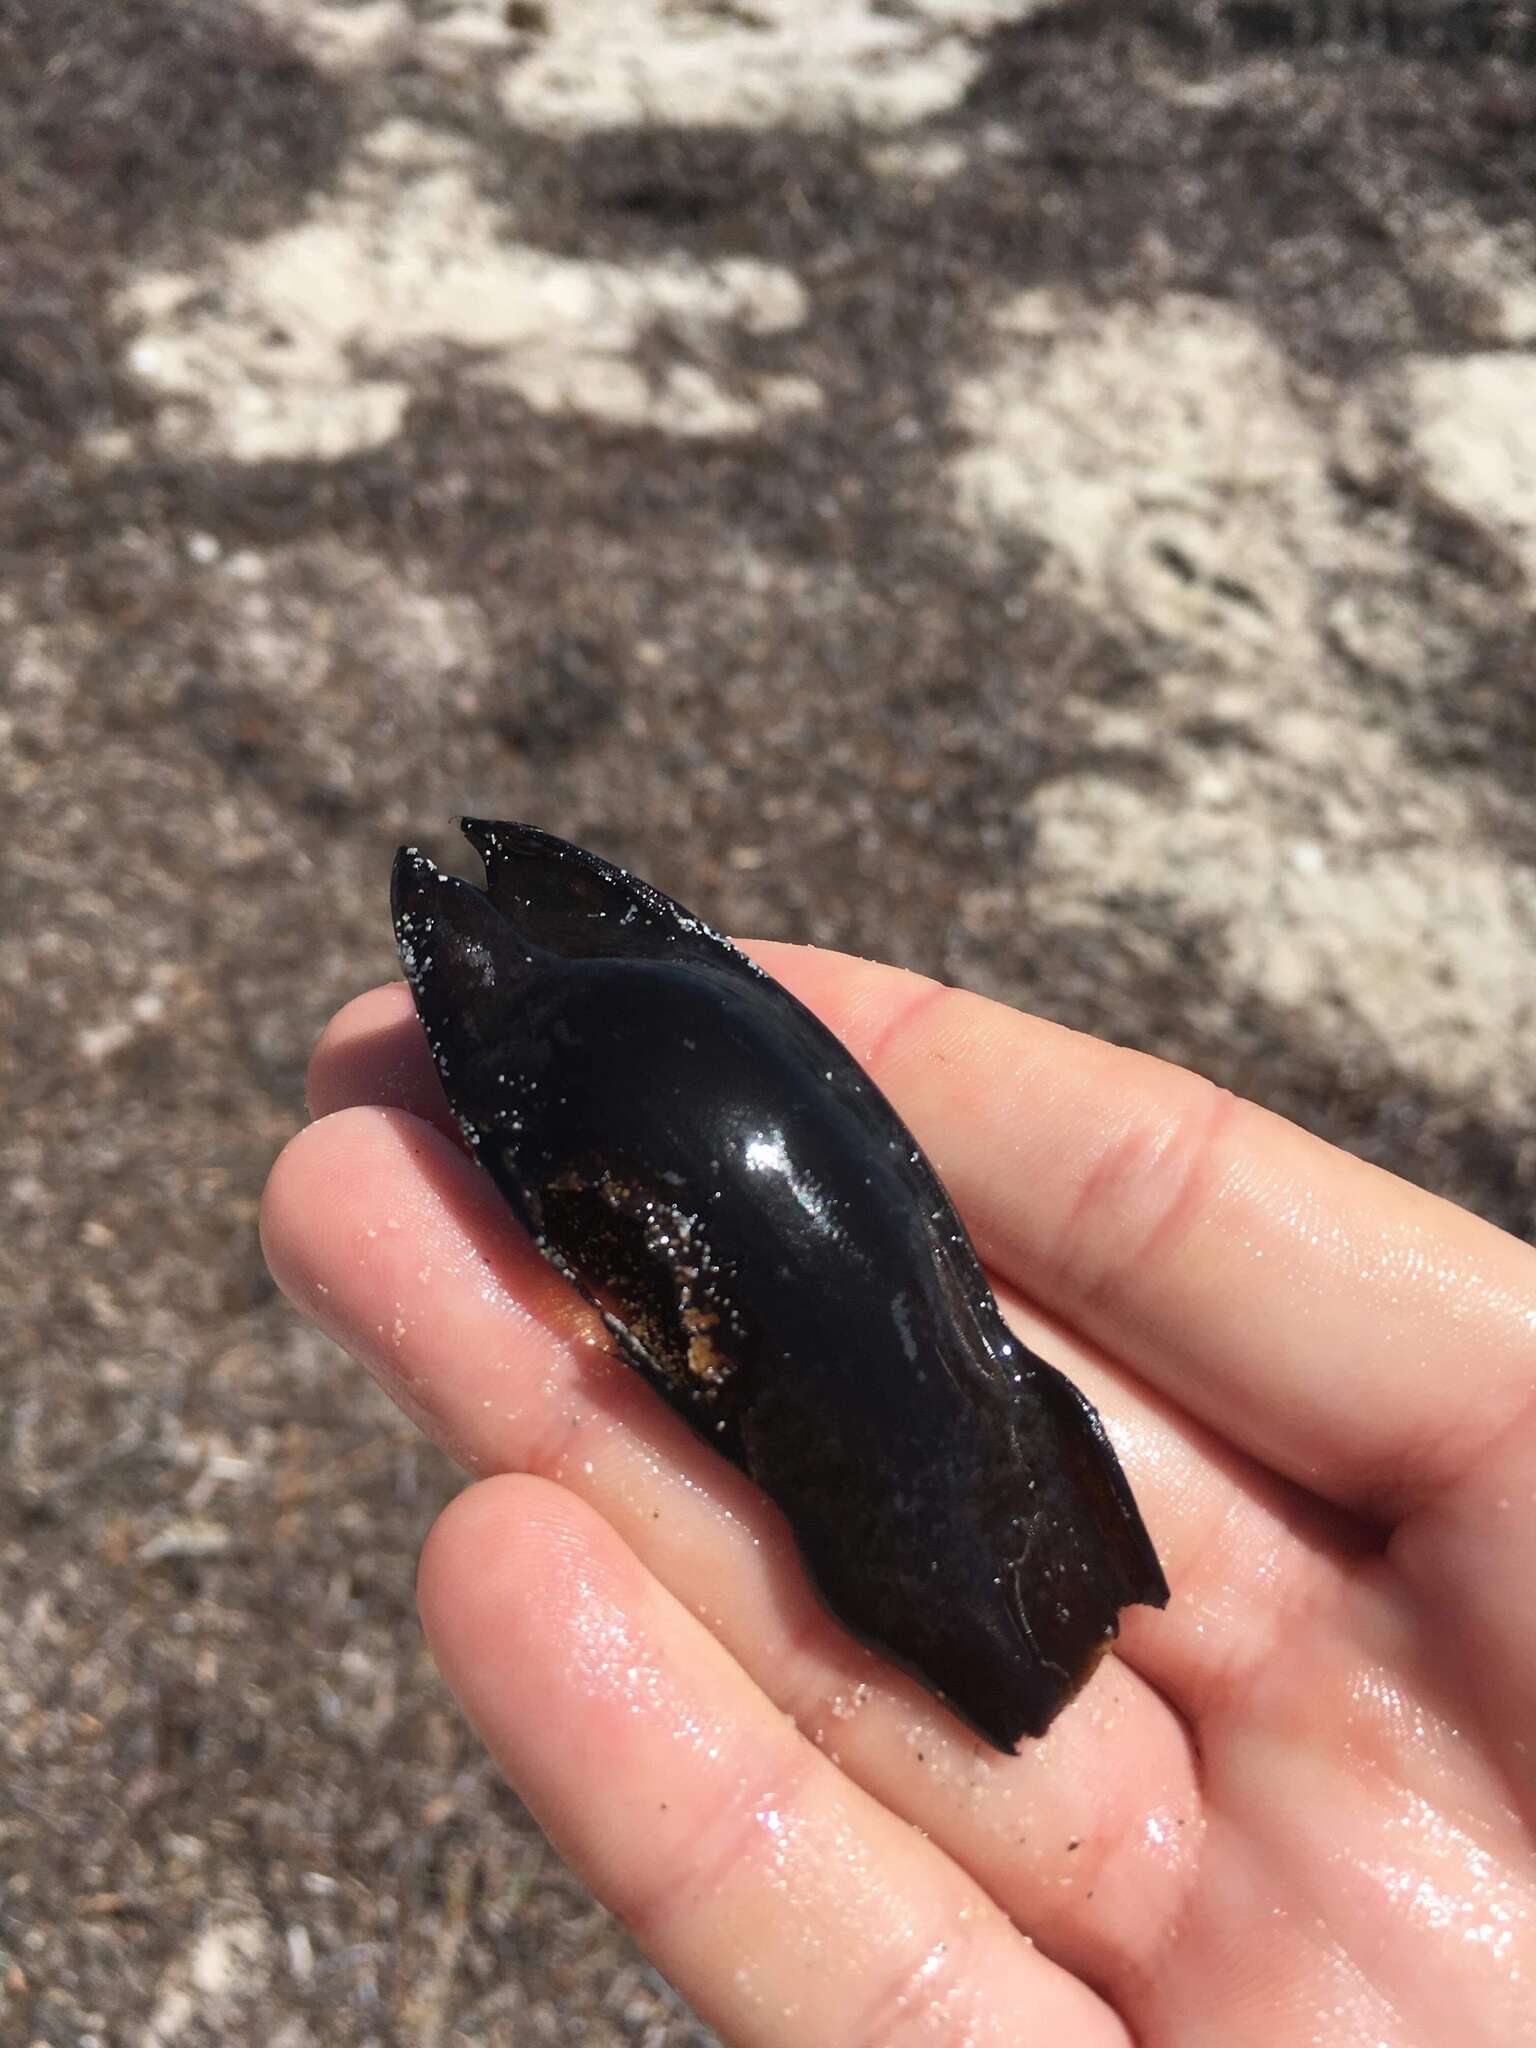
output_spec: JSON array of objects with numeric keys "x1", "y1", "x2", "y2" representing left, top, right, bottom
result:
[{"x1": 393, "y1": 819, "x2": 1168, "y2": 1750}]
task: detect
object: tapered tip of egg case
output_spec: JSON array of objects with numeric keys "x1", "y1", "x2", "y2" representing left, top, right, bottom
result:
[
  {"x1": 391, "y1": 842, "x2": 519, "y2": 1022},
  {"x1": 390, "y1": 845, "x2": 440, "y2": 966},
  {"x1": 457, "y1": 815, "x2": 556, "y2": 874}
]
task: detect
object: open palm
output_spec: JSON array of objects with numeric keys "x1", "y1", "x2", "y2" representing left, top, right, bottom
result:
[{"x1": 263, "y1": 944, "x2": 1536, "y2": 2045}]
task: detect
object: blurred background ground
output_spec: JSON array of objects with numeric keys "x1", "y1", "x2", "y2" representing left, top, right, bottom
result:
[{"x1": 2, "y1": 1, "x2": 1534, "y2": 2041}]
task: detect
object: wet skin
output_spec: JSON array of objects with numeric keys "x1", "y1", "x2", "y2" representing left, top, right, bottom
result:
[{"x1": 264, "y1": 929, "x2": 1536, "y2": 2047}]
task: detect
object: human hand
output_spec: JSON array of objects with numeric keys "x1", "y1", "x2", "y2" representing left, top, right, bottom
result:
[{"x1": 262, "y1": 944, "x2": 1536, "y2": 2045}]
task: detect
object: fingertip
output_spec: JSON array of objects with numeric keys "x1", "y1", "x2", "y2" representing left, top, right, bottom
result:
[
  {"x1": 259, "y1": 1110, "x2": 344, "y2": 1301},
  {"x1": 259, "y1": 1102, "x2": 452, "y2": 1313},
  {"x1": 418, "y1": 1472, "x2": 587, "y2": 1650},
  {"x1": 416, "y1": 1473, "x2": 504, "y2": 1656},
  {"x1": 307, "y1": 980, "x2": 444, "y2": 1124},
  {"x1": 417, "y1": 1473, "x2": 671, "y2": 1787}
]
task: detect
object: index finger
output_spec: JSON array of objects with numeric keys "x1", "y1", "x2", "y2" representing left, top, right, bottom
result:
[{"x1": 748, "y1": 941, "x2": 1536, "y2": 1526}]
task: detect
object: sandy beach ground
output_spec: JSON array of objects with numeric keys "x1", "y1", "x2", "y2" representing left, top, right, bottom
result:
[{"x1": 3, "y1": 3, "x2": 1534, "y2": 2040}]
